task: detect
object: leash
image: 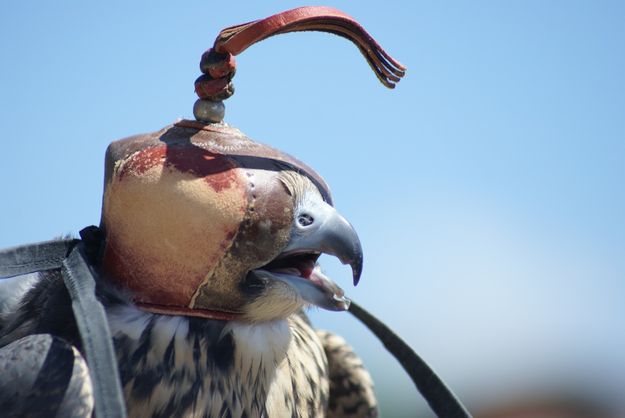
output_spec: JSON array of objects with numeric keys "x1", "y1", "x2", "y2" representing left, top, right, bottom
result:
[
  {"x1": 0, "y1": 237, "x2": 128, "y2": 418},
  {"x1": 349, "y1": 301, "x2": 472, "y2": 417},
  {"x1": 1, "y1": 234, "x2": 472, "y2": 418}
]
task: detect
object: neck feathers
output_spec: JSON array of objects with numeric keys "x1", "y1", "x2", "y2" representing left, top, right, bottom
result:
[{"x1": 107, "y1": 304, "x2": 295, "y2": 418}]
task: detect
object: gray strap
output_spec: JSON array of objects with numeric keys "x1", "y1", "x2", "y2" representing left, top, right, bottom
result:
[
  {"x1": 349, "y1": 301, "x2": 472, "y2": 418},
  {"x1": 2, "y1": 241, "x2": 471, "y2": 418},
  {"x1": 61, "y1": 243, "x2": 127, "y2": 418},
  {"x1": 1, "y1": 241, "x2": 127, "y2": 418},
  {"x1": 0, "y1": 240, "x2": 76, "y2": 278}
]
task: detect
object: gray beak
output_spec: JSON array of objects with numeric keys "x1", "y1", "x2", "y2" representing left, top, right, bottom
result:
[{"x1": 282, "y1": 201, "x2": 363, "y2": 286}]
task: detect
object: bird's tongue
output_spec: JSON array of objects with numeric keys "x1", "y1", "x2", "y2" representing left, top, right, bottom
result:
[
  {"x1": 307, "y1": 266, "x2": 346, "y2": 300},
  {"x1": 271, "y1": 258, "x2": 315, "y2": 278},
  {"x1": 300, "y1": 263, "x2": 315, "y2": 278}
]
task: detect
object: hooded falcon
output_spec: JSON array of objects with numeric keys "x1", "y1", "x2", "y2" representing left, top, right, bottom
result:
[
  {"x1": 0, "y1": 120, "x2": 378, "y2": 418},
  {"x1": 0, "y1": 6, "x2": 408, "y2": 417}
]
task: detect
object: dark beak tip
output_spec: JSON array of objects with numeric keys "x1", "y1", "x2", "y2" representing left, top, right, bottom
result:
[{"x1": 351, "y1": 257, "x2": 363, "y2": 286}]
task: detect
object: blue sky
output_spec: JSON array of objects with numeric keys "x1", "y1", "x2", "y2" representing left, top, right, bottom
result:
[{"x1": 1, "y1": 1, "x2": 624, "y2": 415}]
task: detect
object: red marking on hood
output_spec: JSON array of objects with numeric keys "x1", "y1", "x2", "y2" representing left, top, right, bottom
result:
[
  {"x1": 101, "y1": 241, "x2": 200, "y2": 307},
  {"x1": 117, "y1": 146, "x2": 167, "y2": 181},
  {"x1": 118, "y1": 144, "x2": 239, "y2": 192}
]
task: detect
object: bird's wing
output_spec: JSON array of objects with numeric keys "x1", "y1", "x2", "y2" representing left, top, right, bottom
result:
[
  {"x1": 0, "y1": 333, "x2": 94, "y2": 418},
  {"x1": 317, "y1": 329, "x2": 378, "y2": 418},
  {"x1": 0, "y1": 270, "x2": 94, "y2": 417}
]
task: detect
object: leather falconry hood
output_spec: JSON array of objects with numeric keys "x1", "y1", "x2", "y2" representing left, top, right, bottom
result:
[{"x1": 100, "y1": 6, "x2": 406, "y2": 319}]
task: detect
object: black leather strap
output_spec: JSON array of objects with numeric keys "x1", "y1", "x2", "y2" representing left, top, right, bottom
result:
[
  {"x1": 0, "y1": 239, "x2": 77, "y2": 278},
  {"x1": 2, "y1": 240, "x2": 470, "y2": 418},
  {"x1": 349, "y1": 301, "x2": 472, "y2": 418},
  {"x1": 61, "y1": 243, "x2": 127, "y2": 418},
  {"x1": 1, "y1": 240, "x2": 128, "y2": 418}
]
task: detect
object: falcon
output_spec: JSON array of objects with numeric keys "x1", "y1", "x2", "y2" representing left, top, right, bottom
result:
[
  {"x1": 0, "y1": 121, "x2": 378, "y2": 418},
  {"x1": 0, "y1": 6, "x2": 412, "y2": 417}
]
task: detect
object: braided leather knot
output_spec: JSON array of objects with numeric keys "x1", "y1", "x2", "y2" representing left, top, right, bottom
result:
[
  {"x1": 194, "y1": 49, "x2": 236, "y2": 101},
  {"x1": 192, "y1": 6, "x2": 405, "y2": 123}
]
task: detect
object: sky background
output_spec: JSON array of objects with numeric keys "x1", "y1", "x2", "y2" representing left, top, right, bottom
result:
[{"x1": 1, "y1": 1, "x2": 624, "y2": 416}]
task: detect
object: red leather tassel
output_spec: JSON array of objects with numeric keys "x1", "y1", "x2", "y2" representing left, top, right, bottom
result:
[{"x1": 195, "y1": 6, "x2": 406, "y2": 101}]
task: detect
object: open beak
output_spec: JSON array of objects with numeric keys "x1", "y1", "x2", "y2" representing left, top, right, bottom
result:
[{"x1": 250, "y1": 202, "x2": 363, "y2": 311}]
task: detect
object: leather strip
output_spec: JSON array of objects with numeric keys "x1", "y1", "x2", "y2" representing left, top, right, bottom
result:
[
  {"x1": 0, "y1": 239, "x2": 76, "y2": 278},
  {"x1": 135, "y1": 301, "x2": 243, "y2": 321},
  {"x1": 0, "y1": 240, "x2": 127, "y2": 417},
  {"x1": 1, "y1": 239, "x2": 472, "y2": 418},
  {"x1": 61, "y1": 243, "x2": 128, "y2": 418},
  {"x1": 196, "y1": 6, "x2": 406, "y2": 99},
  {"x1": 349, "y1": 300, "x2": 473, "y2": 418}
]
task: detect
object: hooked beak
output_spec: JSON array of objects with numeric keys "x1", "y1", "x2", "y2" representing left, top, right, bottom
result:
[
  {"x1": 251, "y1": 202, "x2": 363, "y2": 311},
  {"x1": 282, "y1": 203, "x2": 363, "y2": 286}
]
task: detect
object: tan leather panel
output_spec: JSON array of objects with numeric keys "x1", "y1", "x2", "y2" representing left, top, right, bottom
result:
[{"x1": 102, "y1": 145, "x2": 247, "y2": 308}]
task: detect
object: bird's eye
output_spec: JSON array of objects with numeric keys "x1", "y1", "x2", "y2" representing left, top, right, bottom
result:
[{"x1": 297, "y1": 213, "x2": 314, "y2": 227}]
